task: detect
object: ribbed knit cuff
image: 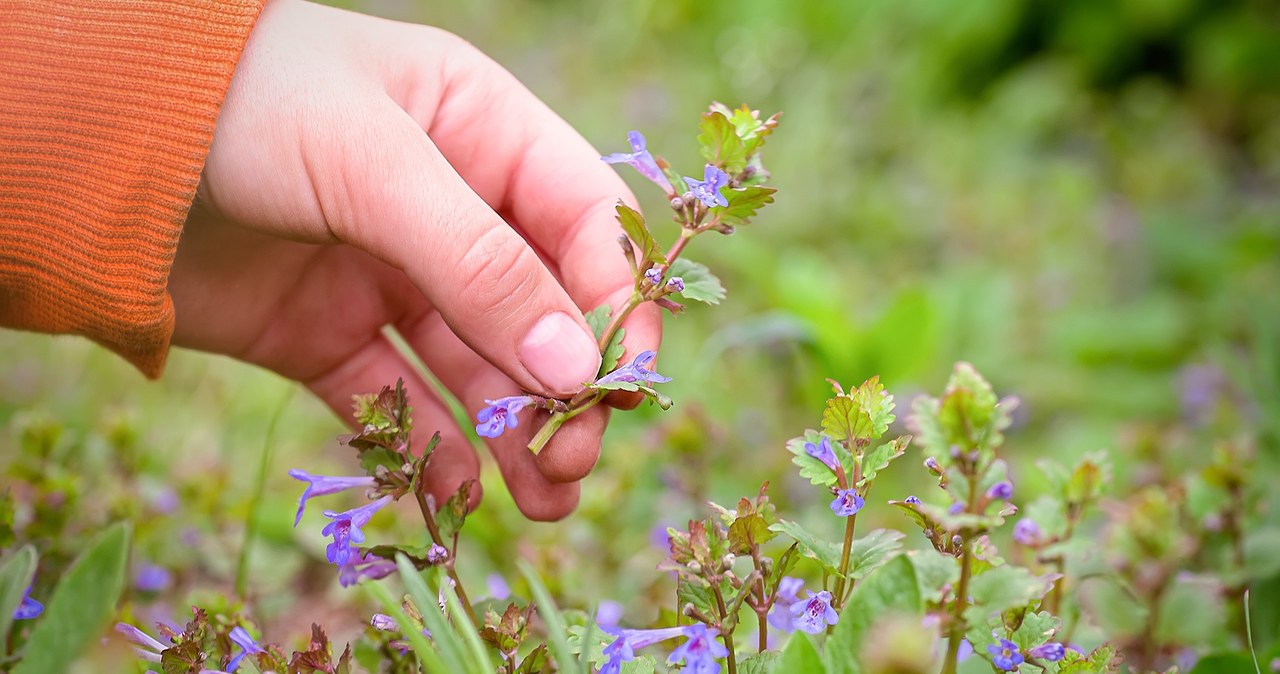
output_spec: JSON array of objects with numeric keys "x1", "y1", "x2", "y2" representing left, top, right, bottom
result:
[{"x1": 0, "y1": 0, "x2": 265, "y2": 377}]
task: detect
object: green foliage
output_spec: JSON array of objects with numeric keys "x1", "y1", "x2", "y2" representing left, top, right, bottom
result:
[
  {"x1": 777, "y1": 632, "x2": 824, "y2": 673},
  {"x1": 823, "y1": 555, "x2": 922, "y2": 674},
  {"x1": 585, "y1": 304, "x2": 613, "y2": 342},
  {"x1": 718, "y1": 186, "x2": 776, "y2": 227},
  {"x1": 769, "y1": 519, "x2": 842, "y2": 576},
  {"x1": 616, "y1": 202, "x2": 664, "y2": 267},
  {"x1": 667, "y1": 259, "x2": 725, "y2": 305},
  {"x1": 785, "y1": 429, "x2": 850, "y2": 488},
  {"x1": 0, "y1": 544, "x2": 36, "y2": 649},
  {"x1": 697, "y1": 110, "x2": 749, "y2": 175},
  {"x1": 963, "y1": 565, "x2": 1046, "y2": 627},
  {"x1": 12, "y1": 522, "x2": 129, "y2": 674},
  {"x1": 602, "y1": 327, "x2": 627, "y2": 373}
]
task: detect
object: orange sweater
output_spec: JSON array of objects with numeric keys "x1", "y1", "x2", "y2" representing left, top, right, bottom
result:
[{"x1": 0, "y1": 0, "x2": 264, "y2": 377}]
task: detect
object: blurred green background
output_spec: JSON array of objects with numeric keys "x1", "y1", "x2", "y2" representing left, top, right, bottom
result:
[{"x1": 2, "y1": 0, "x2": 1278, "y2": 659}]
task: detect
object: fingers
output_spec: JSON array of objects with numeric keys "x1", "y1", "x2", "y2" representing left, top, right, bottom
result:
[
  {"x1": 397, "y1": 311, "x2": 601, "y2": 518},
  {"x1": 304, "y1": 332, "x2": 483, "y2": 511},
  {"x1": 322, "y1": 103, "x2": 602, "y2": 399},
  {"x1": 394, "y1": 33, "x2": 664, "y2": 366}
]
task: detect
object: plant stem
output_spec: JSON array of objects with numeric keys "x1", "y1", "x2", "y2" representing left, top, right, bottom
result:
[
  {"x1": 413, "y1": 490, "x2": 476, "y2": 623},
  {"x1": 712, "y1": 583, "x2": 738, "y2": 674},
  {"x1": 596, "y1": 293, "x2": 644, "y2": 354},
  {"x1": 527, "y1": 391, "x2": 606, "y2": 453},
  {"x1": 940, "y1": 469, "x2": 982, "y2": 674}
]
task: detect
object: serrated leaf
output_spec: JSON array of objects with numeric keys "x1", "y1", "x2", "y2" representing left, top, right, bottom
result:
[
  {"x1": 435, "y1": 479, "x2": 475, "y2": 542},
  {"x1": 717, "y1": 186, "x2": 776, "y2": 227},
  {"x1": 620, "y1": 655, "x2": 659, "y2": 674},
  {"x1": 906, "y1": 549, "x2": 959, "y2": 603},
  {"x1": 359, "y1": 447, "x2": 402, "y2": 476},
  {"x1": 821, "y1": 396, "x2": 864, "y2": 443},
  {"x1": 728, "y1": 513, "x2": 777, "y2": 554},
  {"x1": 585, "y1": 305, "x2": 613, "y2": 342},
  {"x1": 667, "y1": 259, "x2": 725, "y2": 305},
  {"x1": 697, "y1": 111, "x2": 749, "y2": 174},
  {"x1": 778, "y1": 632, "x2": 824, "y2": 673},
  {"x1": 1009, "y1": 611, "x2": 1061, "y2": 650},
  {"x1": 858, "y1": 436, "x2": 910, "y2": 488},
  {"x1": 1154, "y1": 575, "x2": 1225, "y2": 646},
  {"x1": 963, "y1": 565, "x2": 1044, "y2": 626},
  {"x1": 615, "y1": 203, "x2": 663, "y2": 266},
  {"x1": 848, "y1": 529, "x2": 905, "y2": 580},
  {"x1": 852, "y1": 376, "x2": 895, "y2": 439},
  {"x1": 824, "y1": 555, "x2": 921, "y2": 674},
  {"x1": 13, "y1": 522, "x2": 130, "y2": 674},
  {"x1": 0, "y1": 545, "x2": 37, "y2": 649},
  {"x1": 602, "y1": 327, "x2": 627, "y2": 373},
  {"x1": 739, "y1": 651, "x2": 781, "y2": 674},
  {"x1": 769, "y1": 519, "x2": 842, "y2": 576}
]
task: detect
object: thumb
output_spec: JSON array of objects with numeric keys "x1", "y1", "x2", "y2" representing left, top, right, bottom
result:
[{"x1": 324, "y1": 104, "x2": 601, "y2": 397}]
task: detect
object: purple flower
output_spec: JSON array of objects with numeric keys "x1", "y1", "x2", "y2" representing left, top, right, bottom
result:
[
  {"x1": 830, "y1": 489, "x2": 864, "y2": 517},
  {"x1": 13, "y1": 584, "x2": 42, "y2": 620},
  {"x1": 903, "y1": 495, "x2": 922, "y2": 505},
  {"x1": 957, "y1": 639, "x2": 974, "y2": 661},
  {"x1": 426, "y1": 543, "x2": 449, "y2": 564},
  {"x1": 987, "y1": 639, "x2": 1024, "y2": 671},
  {"x1": 666, "y1": 277, "x2": 685, "y2": 293},
  {"x1": 371, "y1": 613, "x2": 399, "y2": 632},
  {"x1": 986, "y1": 481, "x2": 1013, "y2": 500},
  {"x1": 321, "y1": 495, "x2": 394, "y2": 567},
  {"x1": 486, "y1": 574, "x2": 511, "y2": 601},
  {"x1": 644, "y1": 266, "x2": 664, "y2": 286},
  {"x1": 790, "y1": 590, "x2": 838, "y2": 634},
  {"x1": 1012, "y1": 518, "x2": 1042, "y2": 546},
  {"x1": 1028, "y1": 642, "x2": 1065, "y2": 662},
  {"x1": 804, "y1": 435, "x2": 840, "y2": 472},
  {"x1": 116, "y1": 622, "x2": 166, "y2": 663},
  {"x1": 668, "y1": 623, "x2": 729, "y2": 674},
  {"x1": 600, "y1": 625, "x2": 687, "y2": 674},
  {"x1": 948, "y1": 501, "x2": 965, "y2": 515},
  {"x1": 226, "y1": 626, "x2": 265, "y2": 673},
  {"x1": 475, "y1": 396, "x2": 535, "y2": 439},
  {"x1": 133, "y1": 564, "x2": 172, "y2": 593},
  {"x1": 684, "y1": 165, "x2": 730, "y2": 208},
  {"x1": 338, "y1": 553, "x2": 398, "y2": 587},
  {"x1": 596, "y1": 350, "x2": 671, "y2": 386},
  {"x1": 767, "y1": 576, "x2": 804, "y2": 633},
  {"x1": 602, "y1": 130, "x2": 674, "y2": 194},
  {"x1": 596, "y1": 600, "x2": 624, "y2": 629},
  {"x1": 288, "y1": 469, "x2": 377, "y2": 527}
]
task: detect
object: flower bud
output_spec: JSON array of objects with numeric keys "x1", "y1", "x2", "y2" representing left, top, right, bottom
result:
[
  {"x1": 721, "y1": 553, "x2": 736, "y2": 571},
  {"x1": 760, "y1": 558, "x2": 773, "y2": 575},
  {"x1": 666, "y1": 277, "x2": 685, "y2": 293},
  {"x1": 374, "y1": 465, "x2": 390, "y2": 480},
  {"x1": 682, "y1": 602, "x2": 698, "y2": 618},
  {"x1": 924, "y1": 457, "x2": 943, "y2": 475},
  {"x1": 370, "y1": 613, "x2": 399, "y2": 632},
  {"x1": 686, "y1": 560, "x2": 703, "y2": 575},
  {"x1": 426, "y1": 543, "x2": 449, "y2": 565},
  {"x1": 670, "y1": 197, "x2": 684, "y2": 210},
  {"x1": 401, "y1": 463, "x2": 414, "y2": 476},
  {"x1": 950, "y1": 535, "x2": 963, "y2": 548}
]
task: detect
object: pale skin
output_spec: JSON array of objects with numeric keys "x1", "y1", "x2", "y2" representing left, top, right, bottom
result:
[{"x1": 168, "y1": 0, "x2": 661, "y2": 520}]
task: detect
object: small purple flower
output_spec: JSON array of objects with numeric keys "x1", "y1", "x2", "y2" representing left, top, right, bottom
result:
[
  {"x1": 644, "y1": 266, "x2": 664, "y2": 286},
  {"x1": 288, "y1": 469, "x2": 376, "y2": 527},
  {"x1": 116, "y1": 622, "x2": 166, "y2": 663},
  {"x1": 948, "y1": 501, "x2": 965, "y2": 515},
  {"x1": 596, "y1": 350, "x2": 671, "y2": 386},
  {"x1": 371, "y1": 613, "x2": 399, "y2": 632},
  {"x1": 475, "y1": 396, "x2": 535, "y2": 439},
  {"x1": 596, "y1": 600, "x2": 624, "y2": 629},
  {"x1": 830, "y1": 489, "x2": 864, "y2": 517},
  {"x1": 486, "y1": 574, "x2": 511, "y2": 601},
  {"x1": 426, "y1": 543, "x2": 449, "y2": 564},
  {"x1": 903, "y1": 495, "x2": 922, "y2": 505},
  {"x1": 767, "y1": 577, "x2": 804, "y2": 633},
  {"x1": 338, "y1": 553, "x2": 398, "y2": 587},
  {"x1": 987, "y1": 639, "x2": 1024, "y2": 671},
  {"x1": 600, "y1": 625, "x2": 687, "y2": 674},
  {"x1": 1028, "y1": 642, "x2": 1065, "y2": 662},
  {"x1": 924, "y1": 457, "x2": 943, "y2": 475},
  {"x1": 321, "y1": 495, "x2": 394, "y2": 567},
  {"x1": 804, "y1": 435, "x2": 840, "y2": 472},
  {"x1": 602, "y1": 130, "x2": 674, "y2": 194},
  {"x1": 668, "y1": 623, "x2": 729, "y2": 674},
  {"x1": 684, "y1": 165, "x2": 730, "y2": 208},
  {"x1": 13, "y1": 585, "x2": 42, "y2": 620},
  {"x1": 957, "y1": 639, "x2": 974, "y2": 661},
  {"x1": 133, "y1": 564, "x2": 172, "y2": 593},
  {"x1": 790, "y1": 590, "x2": 838, "y2": 634},
  {"x1": 1012, "y1": 518, "x2": 1042, "y2": 546},
  {"x1": 986, "y1": 481, "x2": 1013, "y2": 500},
  {"x1": 666, "y1": 277, "x2": 685, "y2": 293},
  {"x1": 226, "y1": 626, "x2": 265, "y2": 673}
]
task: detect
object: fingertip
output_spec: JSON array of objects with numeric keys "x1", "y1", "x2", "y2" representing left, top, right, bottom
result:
[
  {"x1": 533, "y1": 407, "x2": 607, "y2": 483},
  {"x1": 513, "y1": 482, "x2": 580, "y2": 522}
]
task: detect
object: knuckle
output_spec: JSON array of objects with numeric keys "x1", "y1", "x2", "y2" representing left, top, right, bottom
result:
[{"x1": 456, "y1": 225, "x2": 542, "y2": 320}]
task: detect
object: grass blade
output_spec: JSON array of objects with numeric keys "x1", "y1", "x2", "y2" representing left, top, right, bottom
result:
[
  {"x1": 441, "y1": 579, "x2": 494, "y2": 672},
  {"x1": 0, "y1": 545, "x2": 38, "y2": 651},
  {"x1": 518, "y1": 559, "x2": 577, "y2": 672},
  {"x1": 396, "y1": 555, "x2": 472, "y2": 673},
  {"x1": 365, "y1": 580, "x2": 448, "y2": 673},
  {"x1": 236, "y1": 386, "x2": 293, "y2": 599}
]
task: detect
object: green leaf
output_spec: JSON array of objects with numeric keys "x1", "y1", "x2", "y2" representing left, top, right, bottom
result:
[
  {"x1": 435, "y1": 479, "x2": 476, "y2": 542},
  {"x1": 852, "y1": 376, "x2": 896, "y2": 439},
  {"x1": 0, "y1": 544, "x2": 37, "y2": 649},
  {"x1": 13, "y1": 522, "x2": 129, "y2": 674},
  {"x1": 667, "y1": 259, "x2": 725, "y2": 305},
  {"x1": 1186, "y1": 654, "x2": 1257, "y2": 674},
  {"x1": 769, "y1": 519, "x2": 842, "y2": 576},
  {"x1": 858, "y1": 436, "x2": 910, "y2": 488},
  {"x1": 824, "y1": 555, "x2": 921, "y2": 674},
  {"x1": 777, "y1": 632, "x2": 825, "y2": 674},
  {"x1": 1009, "y1": 611, "x2": 1061, "y2": 650},
  {"x1": 963, "y1": 565, "x2": 1045, "y2": 626},
  {"x1": 906, "y1": 549, "x2": 959, "y2": 604},
  {"x1": 359, "y1": 447, "x2": 402, "y2": 475},
  {"x1": 739, "y1": 651, "x2": 781, "y2": 674},
  {"x1": 717, "y1": 186, "x2": 776, "y2": 227},
  {"x1": 615, "y1": 203, "x2": 663, "y2": 266},
  {"x1": 848, "y1": 529, "x2": 905, "y2": 580},
  {"x1": 519, "y1": 560, "x2": 578, "y2": 674},
  {"x1": 728, "y1": 513, "x2": 777, "y2": 554},
  {"x1": 585, "y1": 305, "x2": 613, "y2": 342},
  {"x1": 602, "y1": 327, "x2": 627, "y2": 373},
  {"x1": 785, "y1": 429, "x2": 851, "y2": 488},
  {"x1": 620, "y1": 655, "x2": 659, "y2": 674},
  {"x1": 1155, "y1": 576, "x2": 1226, "y2": 646},
  {"x1": 697, "y1": 111, "x2": 749, "y2": 174},
  {"x1": 821, "y1": 396, "x2": 864, "y2": 443}
]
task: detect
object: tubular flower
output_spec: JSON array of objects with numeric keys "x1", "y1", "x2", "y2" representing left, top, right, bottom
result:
[
  {"x1": 987, "y1": 639, "x2": 1024, "y2": 671},
  {"x1": 475, "y1": 396, "x2": 535, "y2": 439},
  {"x1": 321, "y1": 495, "x2": 394, "y2": 567},
  {"x1": 683, "y1": 165, "x2": 730, "y2": 208},
  {"x1": 226, "y1": 626, "x2": 265, "y2": 673},
  {"x1": 289, "y1": 470, "x2": 377, "y2": 526},
  {"x1": 601, "y1": 130, "x2": 674, "y2": 194},
  {"x1": 804, "y1": 435, "x2": 840, "y2": 473},
  {"x1": 790, "y1": 590, "x2": 839, "y2": 634},
  {"x1": 13, "y1": 585, "x2": 42, "y2": 620},
  {"x1": 1028, "y1": 642, "x2": 1065, "y2": 662},
  {"x1": 830, "y1": 488, "x2": 864, "y2": 517},
  {"x1": 338, "y1": 553, "x2": 398, "y2": 587},
  {"x1": 596, "y1": 350, "x2": 671, "y2": 386},
  {"x1": 667, "y1": 623, "x2": 729, "y2": 674},
  {"x1": 767, "y1": 576, "x2": 805, "y2": 633},
  {"x1": 600, "y1": 625, "x2": 687, "y2": 674}
]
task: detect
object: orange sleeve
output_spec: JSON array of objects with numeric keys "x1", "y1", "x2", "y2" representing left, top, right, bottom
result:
[{"x1": 0, "y1": 0, "x2": 265, "y2": 377}]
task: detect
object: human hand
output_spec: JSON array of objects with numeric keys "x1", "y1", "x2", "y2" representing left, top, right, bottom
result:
[{"x1": 168, "y1": 0, "x2": 661, "y2": 520}]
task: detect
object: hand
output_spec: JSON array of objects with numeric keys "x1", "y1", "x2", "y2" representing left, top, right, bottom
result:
[{"x1": 169, "y1": 0, "x2": 661, "y2": 520}]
